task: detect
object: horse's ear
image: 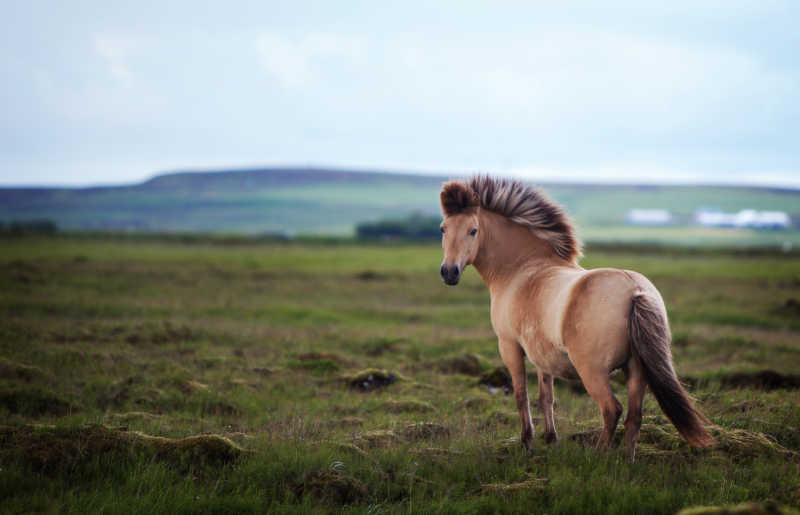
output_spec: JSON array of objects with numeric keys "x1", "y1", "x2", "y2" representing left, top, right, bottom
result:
[{"x1": 440, "y1": 181, "x2": 479, "y2": 216}]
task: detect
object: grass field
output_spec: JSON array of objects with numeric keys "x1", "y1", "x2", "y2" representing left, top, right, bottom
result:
[{"x1": 1, "y1": 236, "x2": 799, "y2": 514}]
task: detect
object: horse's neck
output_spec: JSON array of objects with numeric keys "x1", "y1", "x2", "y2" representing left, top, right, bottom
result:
[{"x1": 473, "y1": 211, "x2": 570, "y2": 295}]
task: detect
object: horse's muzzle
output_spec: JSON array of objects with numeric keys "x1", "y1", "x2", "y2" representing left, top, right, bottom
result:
[{"x1": 440, "y1": 264, "x2": 461, "y2": 285}]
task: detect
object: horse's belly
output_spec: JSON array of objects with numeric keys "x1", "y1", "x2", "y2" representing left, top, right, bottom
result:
[{"x1": 520, "y1": 336, "x2": 579, "y2": 380}]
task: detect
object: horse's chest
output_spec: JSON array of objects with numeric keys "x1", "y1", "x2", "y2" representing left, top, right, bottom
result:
[{"x1": 489, "y1": 288, "x2": 578, "y2": 380}]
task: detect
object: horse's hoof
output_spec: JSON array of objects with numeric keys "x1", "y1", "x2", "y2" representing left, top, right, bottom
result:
[
  {"x1": 520, "y1": 432, "x2": 534, "y2": 450},
  {"x1": 542, "y1": 432, "x2": 558, "y2": 444}
]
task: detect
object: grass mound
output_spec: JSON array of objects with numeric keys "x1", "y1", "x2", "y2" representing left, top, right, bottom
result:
[
  {"x1": 684, "y1": 370, "x2": 800, "y2": 392},
  {"x1": 345, "y1": 369, "x2": 399, "y2": 392},
  {"x1": 568, "y1": 422, "x2": 796, "y2": 460},
  {"x1": 719, "y1": 370, "x2": 800, "y2": 391},
  {"x1": 677, "y1": 501, "x2": 800, "y2": 515},
  {"x1": 0, "y1": 358, "x2": 49, "y2": 382},
  {"x1": 352, "y1": 429, "x2": 401, "y2": 449},
  {"x1": 294, "y1": 468, "x2": 369, "y2": 505},
  {"x1": 710, "y1": 426, "x2": 797, "y2": 458},
  {"x1": 400, "y1": 422, "x2": 451, "y2": 440},
  {"x1": 436, "y1": 354, "x2": 484, "y2": 376},
  {"x1": 376, "y1": 399, "x2": 435, "y2": 414},
  {"x1": 478, "y1": 367, "x2": 512, "y2": 393},
  {"x1": 0, "y1": 424, "x2": 244, "y2": 473}
]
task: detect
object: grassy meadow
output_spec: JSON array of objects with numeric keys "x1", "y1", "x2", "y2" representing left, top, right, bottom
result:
[{"x1": 1, "y1": 235, "x2": 800, "y2": 514}]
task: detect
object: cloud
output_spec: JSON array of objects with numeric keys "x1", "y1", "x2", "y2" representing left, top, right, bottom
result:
[
  {"x1": 93, "y1": 34, "x2": 148, "y2": 86},
  {"x1": 255, "y1": 32, "x2": 365, "y2": 87}
]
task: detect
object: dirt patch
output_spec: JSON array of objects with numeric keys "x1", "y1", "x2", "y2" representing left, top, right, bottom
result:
[
  {"x1": 294, "y1": 469, "x2": 369, "y2": 505},
  {"x1": 376, "y1": 400, "x2": 435, "y2": 414},
  {"x1": 345, "y1": 369, "x2": 398, "y2": 392},
  {"x1": 773, "y1": 298, "x2": 800, "y2": 317},
  {"x1": 4, "y1": 259, "x2": 43, "y2": 284},
  {"x1": 354, "y1": 270, "x2": 388, "y2": 281},
  {"x1": 0, "y1": 388, "x2": 77, "y2": 417},
  {"x1": 478, "y1": 367, "x2": 511, "y2": 394},
  {"x1": 436, "y1": 354, "x2": 484, "y2": 376},
  {"x1": 0, "y1": 424, "x2": 244, "y2": 473},
  {"x1": 400, "y1": 422, "x2": 451, "y2": 441}
]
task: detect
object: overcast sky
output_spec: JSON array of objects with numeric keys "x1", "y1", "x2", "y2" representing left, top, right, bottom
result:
[{"x1": 2, "y1": 1, "x2": 799, "y2": 187}]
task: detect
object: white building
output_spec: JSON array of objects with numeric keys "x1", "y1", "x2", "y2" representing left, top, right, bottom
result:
[
  {"x1": 695, "y1": 209, "x2": 791, "y2": 229},
  {"x1": 626, "y1": 209, "x2": 673, "y2": 226}
]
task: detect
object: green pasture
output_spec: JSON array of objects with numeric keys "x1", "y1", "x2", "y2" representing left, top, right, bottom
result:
[
  {"x1": 1, "y1": 236, "x2": 799, "y2": 514},
  {"x1": 2, "y1": 170, "x2": 799, "y2": 243}
]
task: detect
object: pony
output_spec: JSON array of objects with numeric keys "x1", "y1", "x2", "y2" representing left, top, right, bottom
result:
[{"x1": 439, "y1": 175, "x2": 713, "y2": 459}]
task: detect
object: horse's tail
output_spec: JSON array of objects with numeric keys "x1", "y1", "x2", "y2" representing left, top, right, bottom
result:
[{"x1": 629, "y1": 292, "x2": 714, "y2": 447}]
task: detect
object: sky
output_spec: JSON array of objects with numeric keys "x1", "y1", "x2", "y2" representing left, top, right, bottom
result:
[{"x1": 1, "y1": 1, "x2": 799, "y2": 187}]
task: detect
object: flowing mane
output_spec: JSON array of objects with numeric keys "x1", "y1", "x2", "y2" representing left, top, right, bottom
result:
[{"x1": 440, "y1": 175, "x2": 582, "y2": 262}]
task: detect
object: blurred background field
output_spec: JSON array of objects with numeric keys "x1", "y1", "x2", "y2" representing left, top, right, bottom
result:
[{"x1": 2, "y1": 168, "x2": 799, "y2": 248}]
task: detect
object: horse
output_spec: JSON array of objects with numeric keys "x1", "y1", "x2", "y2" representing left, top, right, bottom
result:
[{"x1": 438, "y1": 175, "x2": 713, "y2": 460}]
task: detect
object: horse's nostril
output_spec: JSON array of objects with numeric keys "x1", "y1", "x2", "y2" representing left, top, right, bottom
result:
[{"x1": 440, "y1": 265, "x2": 447, "y2": 277}]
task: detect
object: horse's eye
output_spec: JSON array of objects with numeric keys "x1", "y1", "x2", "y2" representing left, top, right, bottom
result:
[{"x1": 469, "y1": 228, "x2": 478, "y2": 236}]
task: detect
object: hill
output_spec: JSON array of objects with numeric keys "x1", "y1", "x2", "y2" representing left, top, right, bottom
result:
[{"x1": 1, "y1": 168, "x2": 799, "y2": 246}]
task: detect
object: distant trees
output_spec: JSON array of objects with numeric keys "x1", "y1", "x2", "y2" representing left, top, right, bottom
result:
[
  {"x1": 0, "y1": 219, "x2": 58, "y2": 235},
  {"x1": 356, "y1": 213, "x2": 440, "y2": 240}
]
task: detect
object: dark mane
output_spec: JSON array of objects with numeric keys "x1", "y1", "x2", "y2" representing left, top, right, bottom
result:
[{"x1": 440, "y1": 175, "x2": 582, "y2": 262}]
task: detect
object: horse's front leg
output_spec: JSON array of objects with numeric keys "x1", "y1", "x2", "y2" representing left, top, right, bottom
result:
[
  {"x1": 498, "y1": 339, "x2": 534, "y2": 449},
  {"x1": 537, "y1": 371, "x2": 558, "y2": 443}
]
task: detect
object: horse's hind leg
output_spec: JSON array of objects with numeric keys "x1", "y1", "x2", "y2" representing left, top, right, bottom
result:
[
  {"x1": 537, "y1": 371, "x2": 558, "y2": 443},
  {"x1": 498, "y1": 338, "x2": 534, "y2": 448},
  {"x1": 575, "y1": 365, "x2": 622, "y2": 449},
  {"x1": 623, "y1": 355, "x2": 647, "y2": 460}
]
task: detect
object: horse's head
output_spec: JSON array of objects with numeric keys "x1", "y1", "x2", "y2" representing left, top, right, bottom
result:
[{"x1": 439, "y1": 181, "x2": 481, "y2": 286}]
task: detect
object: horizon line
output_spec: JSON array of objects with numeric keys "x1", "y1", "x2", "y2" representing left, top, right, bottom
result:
[{"x1": 1, "y1": 165, "x2": 799, "y2": 192}]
